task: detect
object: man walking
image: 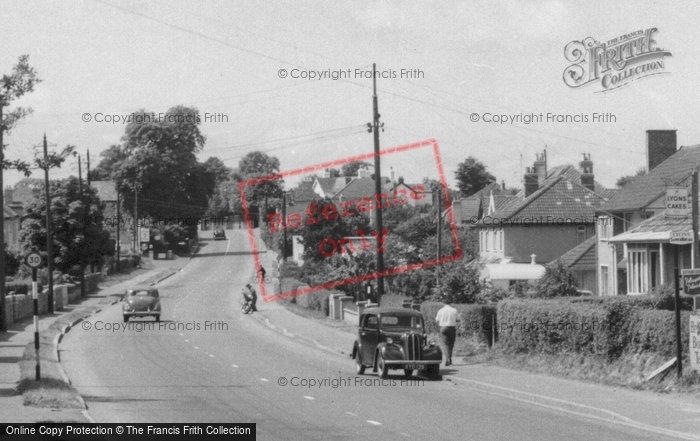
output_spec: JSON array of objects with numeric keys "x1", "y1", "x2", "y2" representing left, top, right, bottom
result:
[
  {"x1": 435, "y1": 300, "x2": 458, "y2": 366},
  {"x1": 245, "y1": 283, "x2": 258, "y2": 312}
]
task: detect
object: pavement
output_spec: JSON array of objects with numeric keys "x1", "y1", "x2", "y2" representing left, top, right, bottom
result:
[
  {"x1": 0, "y1": 248, "x2": 197, "y2": 423},
  {"x1": 250, "y1": 233, "x2": 700, "y2": 441}
]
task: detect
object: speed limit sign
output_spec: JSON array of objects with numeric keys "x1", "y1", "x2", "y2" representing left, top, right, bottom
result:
[{"x1": 23, "y1": 252, "x2": 43, "y2": 268}]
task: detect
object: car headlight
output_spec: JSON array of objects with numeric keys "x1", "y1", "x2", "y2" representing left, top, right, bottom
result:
[
  {"x1": 429, "y1": 340, "x2": 436, "y2": 346},
  {"x1": 386, "y1": 338, "x2": 393, "y2": 344}
]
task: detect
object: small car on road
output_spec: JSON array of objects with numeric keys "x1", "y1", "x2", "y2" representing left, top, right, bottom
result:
[
  {"x1": 123, "y1": 286, "x2": 161, "y2": 322},
  {"x1": 213, "y1": 227, "x2": 226, "y2": 240},
  {"x1": 352, "y1": 307, "x2": 442, "y2": 379}
]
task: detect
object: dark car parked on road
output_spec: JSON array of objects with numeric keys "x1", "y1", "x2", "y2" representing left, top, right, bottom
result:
[
  {"x1": 123, "y1": 286, "x2": 161, "y2": 322},
  {"x1": 352, "y1": 307, "x2": 442, "y2": 380},
  {"x1": 213, "y1": 228, "x2": 226, "y2": 240}
]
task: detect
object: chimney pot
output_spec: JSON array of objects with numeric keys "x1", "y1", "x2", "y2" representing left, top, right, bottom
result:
[{"x1": 530, "y1": 254, "x2": 537, "y2": 264}]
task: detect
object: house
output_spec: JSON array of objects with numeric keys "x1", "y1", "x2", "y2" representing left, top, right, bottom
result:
[
  {"x1": 596, "y1": 130, "x2": 700, "y2": 295},
  {"x1": 452, "y1": 181, "x2": 517, "y2": 226},
  {"x1": 4, "y1": 178, "x2": 43, "y2": 217},
  {"x1": 3, "y1": 205, "x2": 20, "y2": 248},
  {"x1": 558, "y1": 235, "x2": 597, "y2": 293},
  {"x1": 473, "y1": 152, "x2": 613, "y2": 293}
]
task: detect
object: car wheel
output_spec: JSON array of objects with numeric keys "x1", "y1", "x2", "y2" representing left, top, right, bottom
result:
[
  {"x1": 123, "y1": 315, "x2": 128, "y2": 322},
  {"x1": 356, "y1": 356, "x2": 366, "y2": 375},
  {"x1": 377, "y1": 353, "x2": 389, "y2": 379},
  {"x1": 426, "y1": 365, "x2": 441, "y2": 380},
  {"x1": 404, "y1": 369, "x2": 413, "y2": 378},
  {"x1": 155, "y1": 315, "x2": 160, "y2": 322}
]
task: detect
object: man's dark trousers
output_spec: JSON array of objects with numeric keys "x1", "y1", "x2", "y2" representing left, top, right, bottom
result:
[{"x1": 440, "y1": 326, "x2": 456, "y2": 365}]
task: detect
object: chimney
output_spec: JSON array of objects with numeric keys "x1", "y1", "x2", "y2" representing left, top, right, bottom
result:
[
  {"x1": 533, "y1": 151, "x2": 547, "y2": 183},
  {"x1": 398, "y1": 176, "x2": 404, "y2": 185},
  {"x1": 358, "y1": 166, "x2": 371, "y2": 179},
  {"x1": 322, "y1": 168, "x2": 331, "y2": 178},
  {"x1": 530, "y1": 254, "x2": 537, "y2": 264},
  {"x1": 646, "y1": 130, "x2": 677, "y2": 171},
  {"x1": 389, "y1": 167, "x2": 396, "y2": 183},
  {"x1": 524, "y1": 167, "x2": 539, "y2": 197},
  {"x1": 4, "y1": 186, "x2": 13, "y2": 204},
  {"x1": 501, "y1": 180, "x2": 506, "y2": 194},
  {"x1": 579, "y1": 153, "x2": 595, "y2": 191}
]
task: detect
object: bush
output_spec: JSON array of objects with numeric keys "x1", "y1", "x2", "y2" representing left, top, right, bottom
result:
[
  {"x1": 5, "y1": 281, "x2": 44, "y2": 295},
  {"x1": 565, "y1": 291, "x2": 694, "y2": 311},
  {"x1": 532, "y1": 259, "x2": 579, "y2": 298},
  {"x1": 4, "y1": 245, "x2": 21, "y2": 277}
]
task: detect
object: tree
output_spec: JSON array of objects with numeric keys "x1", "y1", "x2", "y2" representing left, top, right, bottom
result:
[
  {"x1": 89, "y1": 144, "x2": 129, "y2": 181},
  {"x1": 0, "y1": 54, "x2": 41, "y2": 331},
  {"x1": 112, "y1": 106, "x2": 210, "y2": 237},
  {"x1": 19, "y1": 177, "x2": 113, "y2": 273},
  {"x1": 341, "y1": 161, "x2": 371, "y2": 177},
  {"x1": 238, "y1": 151, "x2": 284, "y2": 221},
  {"x1": 328, "y1": 168, "x2": 341, "y2": 178},
  {"x1": 455, "y1": 156, "x2": 495, "y2": 197},
  {"x1": 202, "y1": 156, "x2": 232, "y2": 185},
  {"x1": 616, "y1": 167, "x2": 647, "y2": 188}
]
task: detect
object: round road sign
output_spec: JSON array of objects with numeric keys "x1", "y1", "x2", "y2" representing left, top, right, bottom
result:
[{"x1": 24, "y1": 252, "x2": 43, "y2": 269}]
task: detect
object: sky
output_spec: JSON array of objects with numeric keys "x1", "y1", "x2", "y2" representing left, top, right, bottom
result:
[{"x1": 0, "y1": 0, "x2": 697, "y2": 194}]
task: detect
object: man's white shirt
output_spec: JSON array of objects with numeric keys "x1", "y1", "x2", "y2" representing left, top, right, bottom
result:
[{"x1": 436, "y1": 305, "x2": 458, "y2": 327}]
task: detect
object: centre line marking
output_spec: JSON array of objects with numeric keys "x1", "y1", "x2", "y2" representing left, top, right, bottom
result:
[
  {"x1": 304, "y1": 396, "x2": 314, "y2": 400},
  {"x1": 367, "y1": 420, "x2": 382, "y2": 426}
]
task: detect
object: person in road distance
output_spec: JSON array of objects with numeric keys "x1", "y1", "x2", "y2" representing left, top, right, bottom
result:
[
  {"x1": 245, "y1": 283, "x2": 258, "y2": 312},
  {"x1": 435, "y1": 300, "x2": 458, "y2": 366}
]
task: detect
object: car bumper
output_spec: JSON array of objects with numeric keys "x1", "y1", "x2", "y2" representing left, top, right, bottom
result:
[
  {"x1": 123, "y1": 311, "x2": 160, "y2": 316},
  {"x1": 383, "y1": 360, "x2": 440, "y2": 366}
]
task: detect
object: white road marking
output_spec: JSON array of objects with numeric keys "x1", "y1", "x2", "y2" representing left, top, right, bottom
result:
[
  {"x1": 366, "y1": 420, "x2": 382, "y2": 426},
  {"x1": 231, "y1": 365, "x2": 238, "y2": 368},
  {"x1": 345, "y1": 412, "x2": 357, "y2": 417},
  {"x1": 260, "y1": 378, "x2": 269, "y2": 382},
  {"x1": 184, "y1": 339, "x2": 189, "y2": 342},
  {"x1": 179, "y1": 333, "x2": 183, "y2": 336},
  {"x1": 193, "y1": 346, "x2": 199, "y2": 349},
  {"x1": 209, "y1": 354, "x2": 214, "y2": 357},
  {"x1": 303, "y1": 396, "x2": 314, "y2": 400}
]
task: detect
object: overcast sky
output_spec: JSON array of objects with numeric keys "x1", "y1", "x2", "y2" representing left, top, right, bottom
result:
[{"x1": 1, "y1": 0, "x2": 696, "y2": 192}]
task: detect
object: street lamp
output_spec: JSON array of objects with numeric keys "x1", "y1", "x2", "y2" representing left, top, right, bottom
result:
[{"x1": 415, "y1": 185, "x2": 452, "y2": 296}]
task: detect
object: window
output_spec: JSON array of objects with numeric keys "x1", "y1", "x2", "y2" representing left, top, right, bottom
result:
[
  {"x1": 623, "y1": 213, "x2": 633, "y2": 232},
  {"x1": 600, "y1": 265, "x2": 609, "y2": 296},
  {"x1": 577, "y1": 225, "x2": 586, "y2": 244},
  {"x1": 364, "y1": 315, "x2": 378, "y2": 328},
  {"x1": 627, "y1": 248, "x2": 648, "y2": 294},
  {"x1": 479, "y1": 231, "x2": 485, "y2": 252},
  {"x1": 499, "y1": 230, "x2": 504, "y2": 252}
]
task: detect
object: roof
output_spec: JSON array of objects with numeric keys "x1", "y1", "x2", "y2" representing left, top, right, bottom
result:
[
  {"x1": 362, "y1": 307, "x2": 423, "y2": 317},
  {"x1": 481, "y1": 263, "x2": 546, "y2": 280},
  {"x1": 559, "y1": 236, "x2": 596, "y2": 269},
  {"x1": 91, "y1": 181, "x2": 118, "y2": 202},
  {"x1": 608, "y1": 214, "x2": 691, "y2": 243},
  {"x1": 333, "y1": 178, "x2": 377, "y2": 201},
  {"x1": 3, "y1": 205, "x2": 19, "y2": 219},
  {"x1": 601, "y1": 144, "x2": 700, "y2": 212},
  {"x1": 314, "y1": 177, "x2": 352, "y2": 197},
  {"x1": 475, "y1": 175, "x2": 606, "y2": 226}
]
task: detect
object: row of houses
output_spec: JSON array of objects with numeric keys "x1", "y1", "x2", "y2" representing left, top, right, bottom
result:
[{"x1": 462, "y1": 129, "x2": 698, "y2": 296}]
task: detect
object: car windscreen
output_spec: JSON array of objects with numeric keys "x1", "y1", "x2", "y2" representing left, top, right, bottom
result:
[
  {"x1": 128, "y1": 290, "x2": 155, "y2": 297},
  {"x1": 380, "y1": 315, "x2": 422, "y2": 330}
]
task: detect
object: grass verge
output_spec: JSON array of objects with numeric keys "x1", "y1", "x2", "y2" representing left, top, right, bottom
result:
[{"x1": 16, "y1": 377, "x2": 84, "y2": 409}]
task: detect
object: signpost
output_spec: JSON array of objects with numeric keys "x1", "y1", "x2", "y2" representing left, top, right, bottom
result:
[
  {"x1": 682, "y1": 268, "x2": 700, "y2": 295},
  {"x1": 691, "y1": 313, "x2": 700, "y2": 372},
  {"x1": 23, "y1": 251, "x2": 44, "y2": 380},
  {"x1": 666, "y1": 187, "x2": 689, "y2": 217}
]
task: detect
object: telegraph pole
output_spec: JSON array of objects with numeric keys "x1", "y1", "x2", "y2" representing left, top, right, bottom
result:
[
  {"x1": 0, "y1": 104, "x2": 5, "y2": 331},
  {"x1": 116, "y1": 188, "x2": 121, "y2": 272},
  {"x1": 370, "y1": 63, "x2": 385, "y2": 304},
  {"x1": 693, "y1": 170, "x2": 699, "y2": 266},
  {"x1": 78, "y1": 155, "x2": 86, "y2": 296},
  {"x1": 43, "y1": 135, "x2": 54, "y2": 314},
  {"x1": 86, "y1": 148, "x2": 91, "y2": 186},
  {"x1": 436, "y1": 188, "x2": 442, "y2": 295},
  {"x1": 282, "y1": 192, "x2": 287, "y2": 262}
]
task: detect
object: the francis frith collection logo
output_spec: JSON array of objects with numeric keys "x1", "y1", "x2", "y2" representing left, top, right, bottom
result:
[{"x1": 563, "y1": 28, "x2": 672, "y2": 92}]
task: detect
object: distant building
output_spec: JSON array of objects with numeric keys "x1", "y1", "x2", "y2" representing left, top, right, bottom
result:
[{"x1": 3, "y1": 205, "x2": 20, "y2": 248}]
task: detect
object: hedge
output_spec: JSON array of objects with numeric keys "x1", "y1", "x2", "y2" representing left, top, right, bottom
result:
[
  {"x1": 420, "y1": 302, "x2": 497, "y2": 346},
  {"x1": 496, "y1": 299, "x2": 691, "y2": 361},
  {"x1": 566, "y1": 293, "x2": 694, "y2": 311},
  {"x1": 5, "y1": 281, "x2": 44, "y2": 295}
]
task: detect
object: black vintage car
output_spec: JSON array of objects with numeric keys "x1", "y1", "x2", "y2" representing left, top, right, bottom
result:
[{"x1": 352, "y1": 307, "x2": 442, "y2": 379}]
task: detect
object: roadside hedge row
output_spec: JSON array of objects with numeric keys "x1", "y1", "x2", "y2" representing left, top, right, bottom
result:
[
  {"x1": 565, "y1": 293, "x2": 694, "y2": 311},
  {"x1": 420, "y1": 302, "x2": 497, "y2": 346},
  {"x1": 497, "y1": 299, "x2": 691, "y2": 361}
]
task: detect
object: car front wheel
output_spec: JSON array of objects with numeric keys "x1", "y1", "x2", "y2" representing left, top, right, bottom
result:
[
  {"x1": 123, "y1": 315, "x2": 128, "y2": 322},
  {"x1": 356, "y1": 358, "x2": 366, "y2": 375},
  {"x1": 404, "y1": 369, "x2": 413, "y2": 378},
  {"x1": 377, "y1": 353, "x2": 389, "y2": 379},
  {"x1": 155, "y1": 315, "x2": 160, "y2": 322}
]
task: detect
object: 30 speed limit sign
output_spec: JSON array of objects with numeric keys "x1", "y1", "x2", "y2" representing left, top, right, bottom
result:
[{"x1": 23, "y1": 252, "x2": 43, "y2": 268}]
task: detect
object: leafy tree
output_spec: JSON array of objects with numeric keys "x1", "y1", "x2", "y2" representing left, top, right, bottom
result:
[
  {"x1": 112, "y1": 106, "x2": 210, "y2": 237},
  {"x1": 532, "y1": 259, "x2": 578, "y2": 298},
  {"x1": 89, "y1": 144, "x2": 129, "y2": 181},
  {"x1": 202, "y1": 156, "x2": 232, "y2": 185},
  {"x1": 616, "y1": 167, "x2": 647, "y2": 188},
  {"x1": 1, "y1": 55, "x2": 42, "y2": 330},
  {"x1": 3, "y1": 244, "x2": 21, "y2": 277},
  {"x1": 328, "y1": 168, "x2": 341, "y2": 178},
  {"x1": 455, "y1": 156, "x2": 495, "y2": 197},
  {"x1": 19, "y1": 177, "x2": 113, "y2": 272}
]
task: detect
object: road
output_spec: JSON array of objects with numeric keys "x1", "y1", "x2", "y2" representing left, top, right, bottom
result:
[{"x1": 60, "y1": 229, "x2": 676, "y2": 441}]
